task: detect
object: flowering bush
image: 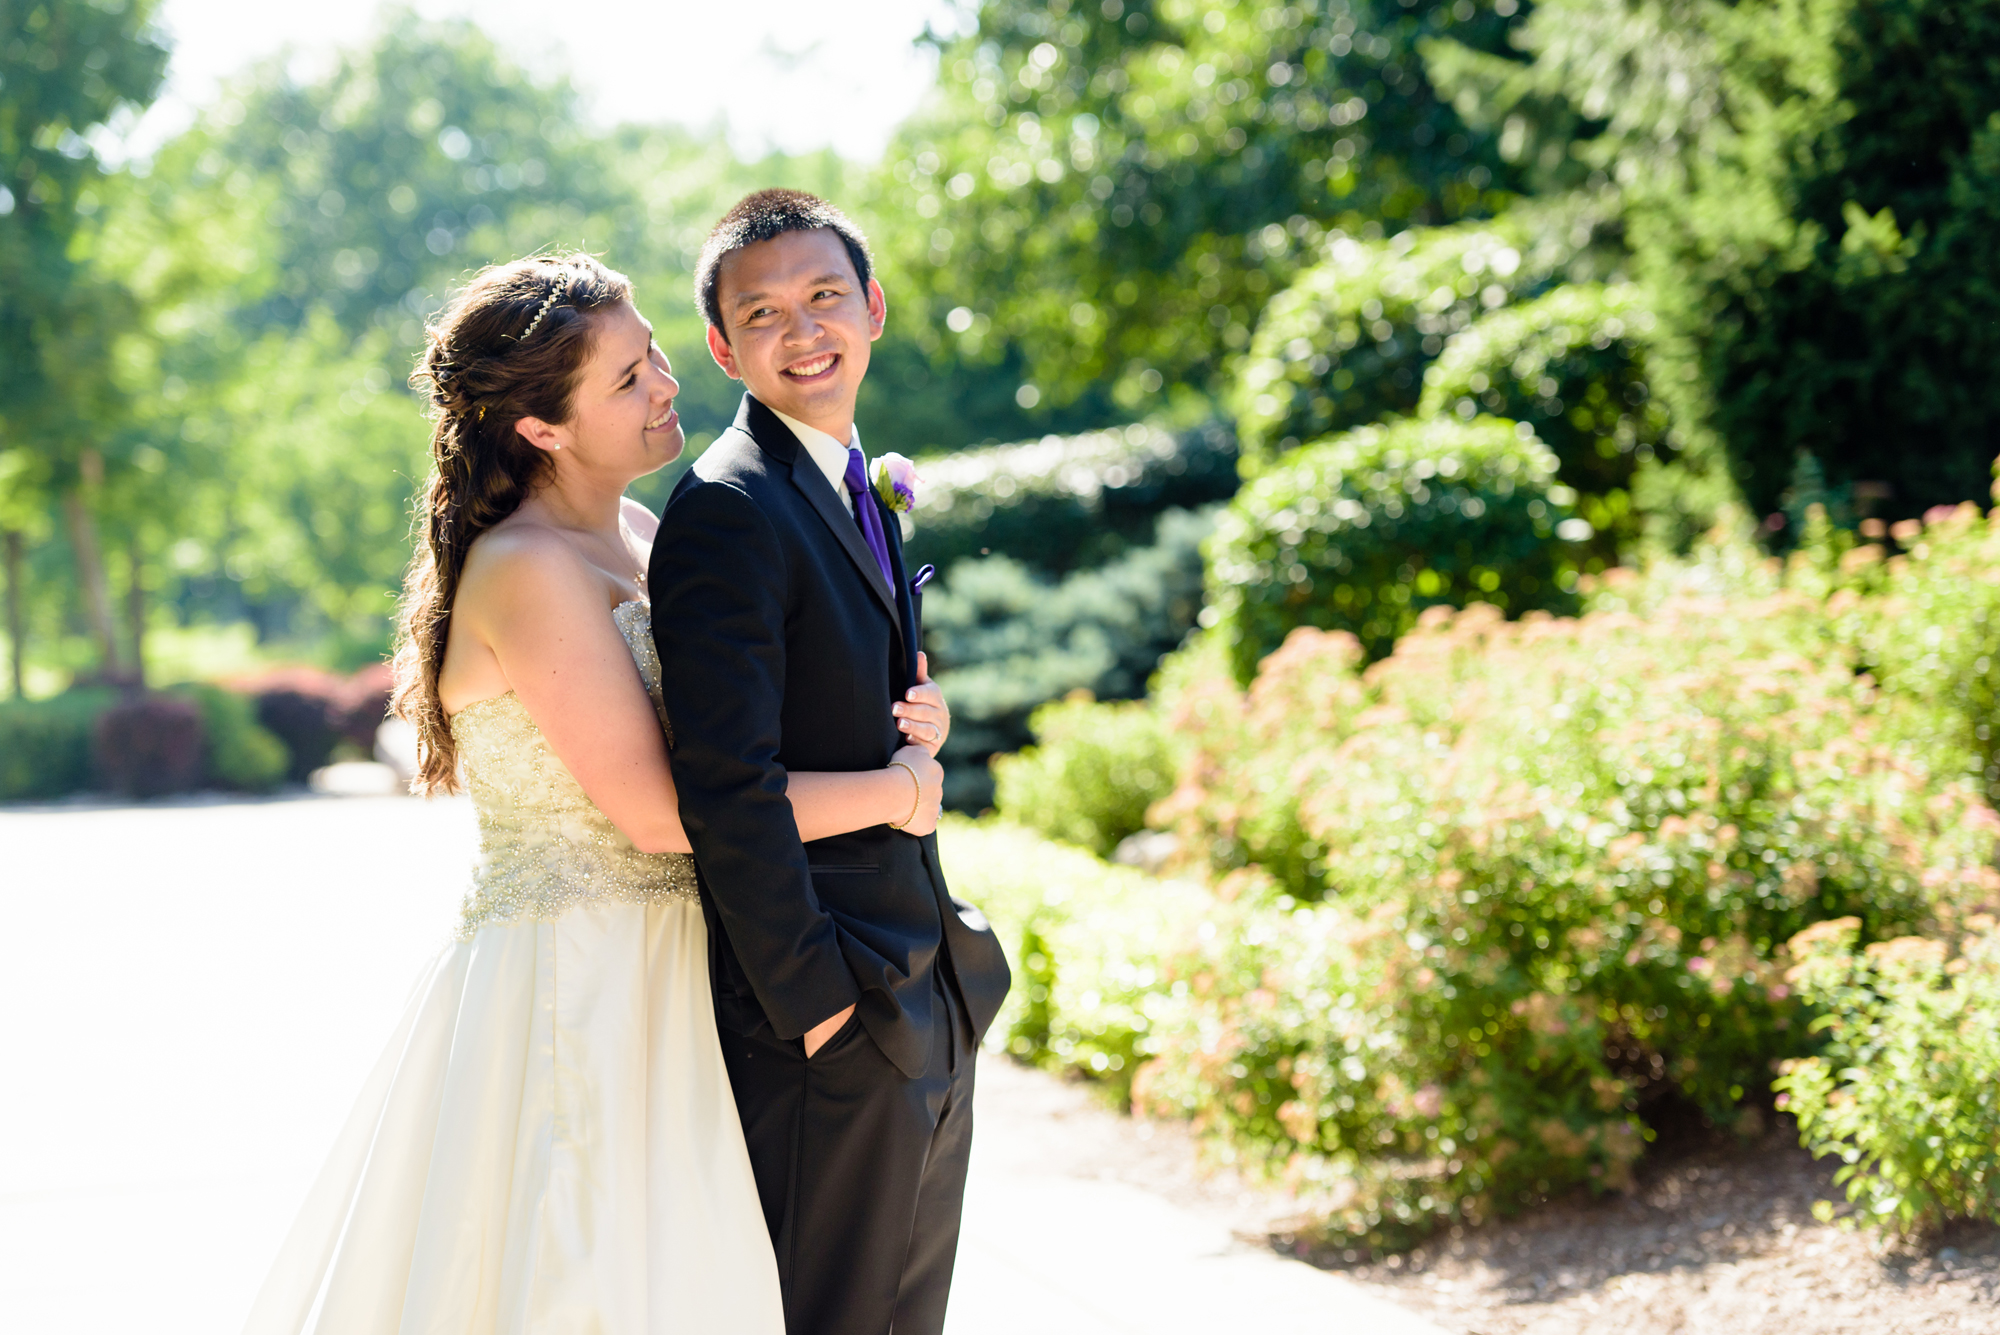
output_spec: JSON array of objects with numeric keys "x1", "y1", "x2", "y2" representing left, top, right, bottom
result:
[
  {"x1": 968, "y1": 498, "x2": 2000, "y2": 1252},
  {"x1": 1204, "y1": 415, "x2": 1584, "y2": 680},
  {"x1": 1777, "y1": 916, "x2": 2000, "y2": 1234}
]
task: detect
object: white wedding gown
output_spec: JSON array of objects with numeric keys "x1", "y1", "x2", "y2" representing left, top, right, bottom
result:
[{"x1": 243, "y1": 602, "x2": 785, "y2": 1335}]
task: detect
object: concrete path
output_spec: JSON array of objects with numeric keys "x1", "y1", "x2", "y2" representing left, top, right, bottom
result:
[{"x1": 0, "y1": 794, "x2": 1441, "y2": 1334}]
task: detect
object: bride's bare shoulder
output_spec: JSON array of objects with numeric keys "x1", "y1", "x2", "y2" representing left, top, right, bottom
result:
[{"x1": 457, "y1": 518, "x2": 603, "y2": 621}]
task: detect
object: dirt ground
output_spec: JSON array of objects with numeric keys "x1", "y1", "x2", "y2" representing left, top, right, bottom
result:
[
  {"x1": 1307, "y1": 1126, "x2": 2000, "y2": 1335},
  {"x1": 1007, "y1": 1061, "x2": 2000, "y2": 1335}
]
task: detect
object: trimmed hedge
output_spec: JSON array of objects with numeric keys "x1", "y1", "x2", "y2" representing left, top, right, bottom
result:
[
  {"x1": 0, "y1": 682, "x2": 290, "y2": 801},
  {"x1": 905, "y1": 421, "x2": 1238, "y2": 578},
  {"x1": 1416, "y1": 283, "x2": 1670, "y2": 553},
  {"x1": 176, "y1": 683, "x2": 289, "y2": 793},
  {"x1": 926, "y1": 506, "x2": 1212, "y2": 810},
  {"x1": 1232, "y1": 218, "x2": 1580, "y2": 470},
  {"x1": 1205, "y1": 415, "x2": 1583, "y2": 681},
  {"x1": 0, "y1": 689, "x2": 115, "y2": 801}
]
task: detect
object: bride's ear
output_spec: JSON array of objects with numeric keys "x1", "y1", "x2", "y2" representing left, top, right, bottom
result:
[{"x1": 515, "y1": 415, "x2": 566, "y2": 454}]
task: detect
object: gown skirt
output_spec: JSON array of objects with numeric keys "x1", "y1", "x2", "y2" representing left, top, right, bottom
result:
[{"x1": 241, "y1": 897, "x2": 786, "y2": 1335}]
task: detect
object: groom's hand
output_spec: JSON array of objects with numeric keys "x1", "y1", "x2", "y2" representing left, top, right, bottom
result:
[{"x1": 803, "y1": 1004, "x2": 857, "y2": 1058}]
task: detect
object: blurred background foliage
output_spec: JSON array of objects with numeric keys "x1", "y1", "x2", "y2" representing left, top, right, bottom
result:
[{"x1": 4, "y1": 0, "x2": 1999, "y2": 799}]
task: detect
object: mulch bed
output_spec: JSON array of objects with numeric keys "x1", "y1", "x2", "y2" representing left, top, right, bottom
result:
[
  {"x1": 1286, "y1": 1120, "x2": 2000, "y2": 1335},
  {"x1": 990, "y1": 1059, "x2": 2000, "y2": 1334}
]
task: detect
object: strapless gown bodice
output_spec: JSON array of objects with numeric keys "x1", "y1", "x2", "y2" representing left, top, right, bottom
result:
[{"x1": 448, "y1": 600, "x2": 698, "y2": 936}]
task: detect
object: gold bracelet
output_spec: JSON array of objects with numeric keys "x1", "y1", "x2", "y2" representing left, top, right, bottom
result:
[{"x1": 887, "y1": 759, "x2": 923, "y2": 830}]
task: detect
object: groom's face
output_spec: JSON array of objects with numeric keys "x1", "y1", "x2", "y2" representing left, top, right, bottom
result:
[{"x1": 706, "y1": 227, "x2": 885, "y2": 439}]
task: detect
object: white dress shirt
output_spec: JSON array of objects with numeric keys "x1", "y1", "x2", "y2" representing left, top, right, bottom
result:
[{"x1": 773, "y1": 409, "x2": 864, "y2": 502}]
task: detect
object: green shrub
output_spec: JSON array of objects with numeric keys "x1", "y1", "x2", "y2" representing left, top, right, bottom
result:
[
  {"x1": 937, "y1": 816, "x2": 1212, "y2": 1086},
  {"x1": 0, "y1": 689, "x2": 114, "y2": 801},
  {"x1": 991, "y1": 696, "x2": 1177, "y2": 857},
  {"x1": 927, "y1": 506, "x2": 1212, "y2": 809},
  {"x1": 1777, "y1": 916, "x2": 2000, "y2": 1235},
  {"x1": 1416, "y1": 283, "x2": 1671, "y2": 553},
  {"x1": 905, "y1": 422, "x2": 1238, "y2": 579},
  {"x1": 1205, "y1": 415, "x2": 1583, "y2": 681},
  {"x1": 1233, "y1": 215, "x2": 1594, "y2": 470},
  {"x1": 174, "y1": 683, "x2": 289, "y2": 792}
]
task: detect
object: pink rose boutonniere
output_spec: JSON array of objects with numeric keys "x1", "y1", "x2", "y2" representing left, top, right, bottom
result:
[{"x1": 872, "y1": 452, "x2": 921, "y2": 514}]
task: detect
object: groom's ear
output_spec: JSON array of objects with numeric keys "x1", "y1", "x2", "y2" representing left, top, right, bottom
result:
[
  {"x1": 866, "y1": 278, "x2": 886, "y2": 343},
  {"x1": 706, "y1": 324, "x2": 741, "y2": 380}
]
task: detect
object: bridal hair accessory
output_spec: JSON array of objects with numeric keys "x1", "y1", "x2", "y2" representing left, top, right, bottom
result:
[
  {"x1": 518, "y1": 268, "x2": 571, "y2": 342},
  {"x1": 887, "y1": 758, "x2": 923, "y2": 829},
  {"x1": 871, "y1": 453, "x2": 921, "y2": 514}
]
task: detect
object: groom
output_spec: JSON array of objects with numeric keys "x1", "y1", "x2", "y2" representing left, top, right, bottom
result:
[{"x1": 649, "y1": 190, "x2": 1012, "y2": 1335}]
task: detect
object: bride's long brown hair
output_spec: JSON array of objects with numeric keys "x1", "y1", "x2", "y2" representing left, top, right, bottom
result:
[{"x1": 392, "y1": 253, "x2": 633, "y2": 795}]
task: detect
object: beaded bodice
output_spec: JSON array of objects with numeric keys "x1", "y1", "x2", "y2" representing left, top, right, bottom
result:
[{"x1": 449, "y1": 600, "x2": 698, "y2": 937}]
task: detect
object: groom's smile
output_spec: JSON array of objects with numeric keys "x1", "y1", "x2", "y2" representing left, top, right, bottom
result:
[
  {"x1": 783, "y1": 352, "x2": 839, "y2": 381},
  {"x1": 706, "y1": 226, "x2": 887, "y2": 444}
]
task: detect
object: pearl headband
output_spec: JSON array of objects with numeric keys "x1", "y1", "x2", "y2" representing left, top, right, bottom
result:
[{"x1": 518, "y1": 268, "x2": 571, "y2": 341}]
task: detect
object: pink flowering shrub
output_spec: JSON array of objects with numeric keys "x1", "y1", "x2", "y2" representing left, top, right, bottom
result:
[
  {"x1": 977, "y1": 498, "x2": 2000, "y2": 1252},
  {"x1": 1777, "y1": 916, "x2": 2000, "y2": 1234}
]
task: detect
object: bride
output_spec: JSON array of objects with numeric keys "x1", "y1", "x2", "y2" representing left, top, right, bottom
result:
[{"x1": 242, "y1": 254, "x2": 949, "y2": 1333}]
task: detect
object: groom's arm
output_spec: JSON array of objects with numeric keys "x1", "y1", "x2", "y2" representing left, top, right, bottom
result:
[{"x1": 650, "y1": 478, "x2": 860, "y2": 1041}]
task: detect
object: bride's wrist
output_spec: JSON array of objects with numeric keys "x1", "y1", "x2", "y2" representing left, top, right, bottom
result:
[{"x1": 885, "y1": 759, "x2": 922, "y2": 829}]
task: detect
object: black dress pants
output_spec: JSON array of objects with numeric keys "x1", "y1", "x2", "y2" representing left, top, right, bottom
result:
[{"x1": 720, "y1": 971, "x2": 977, "y2": 1335}]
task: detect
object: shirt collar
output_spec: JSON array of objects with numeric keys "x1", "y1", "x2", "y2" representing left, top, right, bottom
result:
[{"x1": 773, "y1": 408, "x2": 861, "y2": 499}]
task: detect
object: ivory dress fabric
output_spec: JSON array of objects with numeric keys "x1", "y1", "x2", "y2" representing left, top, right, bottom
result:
[{"x1": 242, "y1": 601, "x2": 785, "y2": 1335}]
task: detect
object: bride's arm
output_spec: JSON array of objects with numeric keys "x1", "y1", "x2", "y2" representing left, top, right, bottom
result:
[{"x1": 462, "y1": 534, "x2": 942, "y2": 855}]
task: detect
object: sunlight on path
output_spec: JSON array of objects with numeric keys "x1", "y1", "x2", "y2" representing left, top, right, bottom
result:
[{"x1": 0, "y1": 796, "x2": 1441, "y2": 1334}]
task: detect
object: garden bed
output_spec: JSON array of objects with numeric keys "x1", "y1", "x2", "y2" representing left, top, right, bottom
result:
[{"x1": 1304, "y1": 1116, "x2": 2000, "y2": 1334}]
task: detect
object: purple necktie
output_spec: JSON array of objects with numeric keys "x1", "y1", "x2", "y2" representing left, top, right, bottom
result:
[{"x1": 842, "y1": 445, "x2": 896, "y2": 590}]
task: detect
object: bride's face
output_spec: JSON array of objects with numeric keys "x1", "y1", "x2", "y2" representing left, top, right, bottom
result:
[{"x1": 523, "y1": 300, "x2": 683, "y2": 476}]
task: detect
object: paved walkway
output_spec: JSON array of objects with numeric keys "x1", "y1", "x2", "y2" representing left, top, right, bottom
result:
[{"x1": 0, "y1": 794, "x2": 1441, "y2": 1334}]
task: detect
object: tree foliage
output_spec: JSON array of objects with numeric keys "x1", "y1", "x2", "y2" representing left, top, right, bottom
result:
[{"x1": 873, "y1": 0, "x2": 1532, "y2": 413}]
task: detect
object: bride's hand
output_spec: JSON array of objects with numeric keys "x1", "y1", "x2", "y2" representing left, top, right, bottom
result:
[
  {"x1": 894, "y1": 652, "x2": 950, "y2": 756},
  {"x1": 890, "y1": 743, "x2": 945, "y2": 837}
]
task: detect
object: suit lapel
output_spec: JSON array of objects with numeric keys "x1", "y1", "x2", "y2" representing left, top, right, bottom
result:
[{"x1": 737, "y1": 395, "x2": 902, "y2": 628}]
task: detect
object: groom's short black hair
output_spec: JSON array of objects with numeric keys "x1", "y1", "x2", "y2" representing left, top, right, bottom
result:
[{"x1": 696, "y1": 189, "x2": 875, "y2": 341}]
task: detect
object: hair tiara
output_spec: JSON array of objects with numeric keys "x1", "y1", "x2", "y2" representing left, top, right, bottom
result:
[{"x1": 518, "y1": 267, "x2": 571, "y2": 341}]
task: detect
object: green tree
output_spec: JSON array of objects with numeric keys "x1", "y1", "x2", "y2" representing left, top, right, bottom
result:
[
  {"x1": 1514, "y1": 0, "x2": 2000, "y2": 523},
  {"x1": 871, "y1": 0, "x2": 1531, "y2": 418},
  {"x1": 1, "y1": 0, "x2": 170, "y2": 681}
]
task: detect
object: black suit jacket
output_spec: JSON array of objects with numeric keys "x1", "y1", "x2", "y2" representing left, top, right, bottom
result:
[{"x1": 649, "y1": 394, "x2": 1011, "y2": 1079}]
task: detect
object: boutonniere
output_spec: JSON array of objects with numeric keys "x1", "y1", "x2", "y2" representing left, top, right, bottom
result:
[{"x1": 872, "y1": 452, "x2": 922, "y2": 514}]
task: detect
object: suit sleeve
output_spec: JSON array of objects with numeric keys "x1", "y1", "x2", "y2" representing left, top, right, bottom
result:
[{"x1": 650, "y1": 478, "x2": 859, "y2": 1039}]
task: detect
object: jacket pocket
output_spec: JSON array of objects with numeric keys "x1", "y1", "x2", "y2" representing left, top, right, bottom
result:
[{"x1": 808, "y1": 864, "x2": 880, "y2": 875}]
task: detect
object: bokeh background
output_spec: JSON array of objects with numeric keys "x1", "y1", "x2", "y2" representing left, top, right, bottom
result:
[{"x1": 12, "y1": 0, "x2": 1999, "y2": 814}]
